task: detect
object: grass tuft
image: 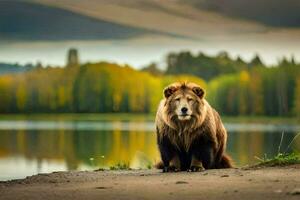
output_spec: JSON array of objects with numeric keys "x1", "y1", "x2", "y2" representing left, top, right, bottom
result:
[
  {"x1": 146, "y1": 163, "x2": 152, "y2": 169},
  {"x1": 109, "y1": 163, "x2": 131, "y2": 170},
  {"x1": 255, "y1": 153, "x2": 300, "y2": 167},
  {"x1": 95, "y1": 162, "x2": 153, "y2": 171},
  {"x1": 253, "y1": 132, "x2": 300, "y2": 167}
]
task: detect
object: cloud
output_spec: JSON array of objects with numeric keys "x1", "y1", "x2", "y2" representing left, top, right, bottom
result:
[{"x1": 189, "y1": 0, "x2": 300, "y2": 27}]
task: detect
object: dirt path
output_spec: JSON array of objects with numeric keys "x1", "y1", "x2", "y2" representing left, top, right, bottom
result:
[{"x1": 1, "y1": 165, "x2": 300, "y2": 200}]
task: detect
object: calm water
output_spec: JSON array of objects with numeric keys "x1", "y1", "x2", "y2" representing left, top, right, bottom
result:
[{"x1": 0, "y1": 119, "x2": 299, "y2": 181}]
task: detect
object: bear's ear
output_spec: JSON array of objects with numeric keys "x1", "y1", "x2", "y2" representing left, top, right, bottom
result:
[
  {"x1": 192, "y1": 87, "x2": 205, "y2": 99},
  {"x1": 163, "y1": 86, "x2": 177, "y2": 98}
]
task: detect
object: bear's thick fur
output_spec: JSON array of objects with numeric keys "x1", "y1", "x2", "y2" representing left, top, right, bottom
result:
[{"x1": 155, "y1": 82, "x2": 233, "y2": 172}]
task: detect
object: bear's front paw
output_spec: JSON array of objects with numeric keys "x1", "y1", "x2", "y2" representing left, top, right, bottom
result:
[
  {"x1": 163, "y1": 166, "x2": 170, "y2": 172},
  {"x1": 189, "y1": 165, "x2": 205, "y2": 172},
  {"x1": 163, "y1": 166, "x2": 179, "y2": 172}
]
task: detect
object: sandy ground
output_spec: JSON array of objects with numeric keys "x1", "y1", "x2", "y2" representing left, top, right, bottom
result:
[{"x1": 1, "y1": 165, "x2": 300, "y2": 200}]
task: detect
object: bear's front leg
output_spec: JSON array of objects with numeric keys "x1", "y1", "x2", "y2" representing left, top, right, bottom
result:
[
  {"x1": 157, "y1": 135, "x2": 177, "y2": 172},
  {"x1": 190, "y1": 141, "x2": 214, "y2": 171}
]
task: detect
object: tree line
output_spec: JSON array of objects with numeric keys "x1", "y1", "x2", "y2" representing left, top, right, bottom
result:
[
  {"x1": 0, "y1": 62, "x2": 205, "y2": 114},
  {"x1": 208, "y1": 66, "x2": 300, "y2": 116},
  {"x1": 0, "y1": 51, "x2": 299, "y2": 116},
  {"x1": 143, "y1": 51, "x2": 298, "y2": 81}
]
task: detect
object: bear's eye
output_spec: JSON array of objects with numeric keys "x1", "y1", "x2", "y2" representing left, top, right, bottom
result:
[
  {"x1": 187, "y1": 97, "x2": 193, "y2": 102},
  {"x1": 174, "y1": 97, "x2": 180, "y2": 101}
]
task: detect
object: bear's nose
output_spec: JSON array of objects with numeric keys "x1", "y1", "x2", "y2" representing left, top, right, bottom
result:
[{"x1": 181, "y1": 107, "x2": 188, "y2": 114}]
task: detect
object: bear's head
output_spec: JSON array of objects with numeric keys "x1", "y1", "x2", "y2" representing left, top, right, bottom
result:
[{"x1": 162, "y1": 82, "x2": 206, "y2": 129}]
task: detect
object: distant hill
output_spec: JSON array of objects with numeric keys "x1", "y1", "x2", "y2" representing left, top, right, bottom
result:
[
  {"x1": 0, "y1": 63, "x2": 34, "y2": 74},
  {"x1": 0, "y1": 1, "x2": 153, "y2": 40}
]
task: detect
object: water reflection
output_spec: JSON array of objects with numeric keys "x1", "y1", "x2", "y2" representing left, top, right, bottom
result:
[{"x1": 0, "y1": 121, "x2": 299, "y2": 181}]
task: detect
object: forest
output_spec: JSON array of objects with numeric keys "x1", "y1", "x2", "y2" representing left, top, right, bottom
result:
[{"x1": 0, "y1": 51, "x2": 299, "y2": 116}]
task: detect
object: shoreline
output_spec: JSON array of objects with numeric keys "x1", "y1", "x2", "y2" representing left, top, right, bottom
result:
[
  {"x1": 1, "y1": 165, "x2": 300, "y2": 200},
  {"x1": 0, "y1": 113, "x2": 299, "y2": 124}
]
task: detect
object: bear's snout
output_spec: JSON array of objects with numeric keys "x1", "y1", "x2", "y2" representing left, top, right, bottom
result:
[{"x1": 181, "y1": 107, "x2": 188, "y2": 115}]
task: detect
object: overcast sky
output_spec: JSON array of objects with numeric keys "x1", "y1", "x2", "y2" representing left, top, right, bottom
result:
[
  {"x1": 0, "y1": 0, "x2": 300, "y2": 67},
  {"x1": 192, "y1": 0, "x2": 300, "y2": 27}
]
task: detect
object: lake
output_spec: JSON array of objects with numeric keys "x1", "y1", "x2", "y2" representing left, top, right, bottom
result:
[{"x1": 0, "y1": 116, "x2": 299, "y2": 181}]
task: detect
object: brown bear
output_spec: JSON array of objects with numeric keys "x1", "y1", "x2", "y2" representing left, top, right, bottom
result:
[{"x1": 155, "y1": 82, "x2": 233, "y2": 172}]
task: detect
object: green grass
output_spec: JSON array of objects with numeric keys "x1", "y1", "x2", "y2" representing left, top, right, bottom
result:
[
  {"x1": 253, "y1": 132, "x2": 300, "y2": 167},
  {"x1": 255, "y1": 153, "x2": 300, "y2": 167},
  {"x1": 146, "y1": 163, "x2": 153, "y2": 169},
  {"x1": 94, "y1": 162, "x2": 153, "y2": 171},
  {"x1": 109, "y1": 163, "x2": 131, "y2": 170},
  {"x1": 94, "y1": 163, "x2": 131, "y2": 171}
]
